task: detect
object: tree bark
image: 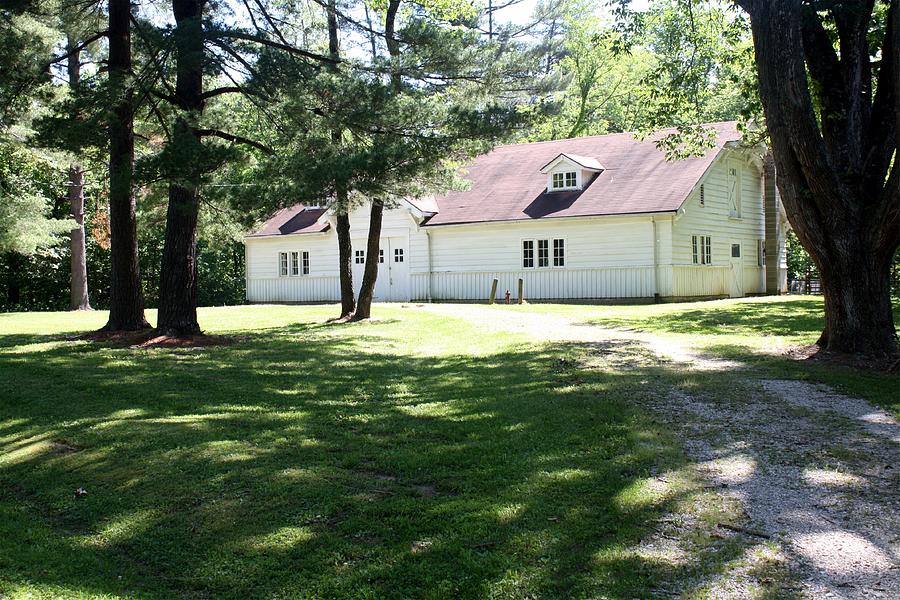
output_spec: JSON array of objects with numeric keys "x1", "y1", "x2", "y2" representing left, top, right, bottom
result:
[
  {"x1": 157, "y1": 0, "x2": 205, "y2": 337},
  {"x1": 736, "y1": 0, "x2": 898, "y2": 356},
  {"x1": 352, "y1": 0, "x2": 401, "y2": 320},
  {"x1": 328, "y1": 0, "x2": 355, "y2": 319},
  {"x1": 66, "y1": 35, "x2": 91, "y2": 311},
  {"x1": 352, "y1": 199, "x2": 383, "y2": 320},
  {"x1": 103, "y1": 0, "x2": 149, "y2": 330}
]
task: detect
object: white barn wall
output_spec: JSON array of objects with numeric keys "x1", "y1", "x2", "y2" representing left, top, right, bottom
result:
[
  {"x1": 424, "y1": 216, "x2": 658, "y2": 300},
  {"x1": 244, "y1": 151, "x2": 776, "y2": 303},
  {"x1": 671, "y1": 151, "x2": 766, "y2": 297}
]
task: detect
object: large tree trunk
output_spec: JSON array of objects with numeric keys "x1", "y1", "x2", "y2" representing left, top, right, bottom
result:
[
  {"x1": 336, "y1": 209, "x2": 355, "y2": 318},
  {"x1": 103, "y1": 0, "x2": 149, "y2": 331},
  {"x1": 157, "y1": 0, "x2": 205, "y2": 337},
  {"x1": 66, "y1": 36, "x2": 90, "y2": 311},
  {"x1": 737, "y1": 0, "x2": 898, "y2": 356},
  {"x1": 328, "y1": 0, "x2": 355, "y2": 320},
  {"x1": 353, "y1": 0, "x2": 401, "y2": 320},
  {"x1": 352, "y1": 199, "x2": 383, "y2": 320},
  {"x1": 68, "y1": 165, "x2": 91, "y2": 310}
]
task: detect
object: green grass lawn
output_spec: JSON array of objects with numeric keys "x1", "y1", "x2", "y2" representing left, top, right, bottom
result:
[
  {"x1": 510, "y1": 296, "x2": 899, "y2": 416},
  {"x1": 0, "y1": 299, "x2": 893, "y2": 598}
]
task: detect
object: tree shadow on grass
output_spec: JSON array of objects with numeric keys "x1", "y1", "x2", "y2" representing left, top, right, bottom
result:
[{"x1": 0, "y1": 325, "x2": 787, "y2": 599}]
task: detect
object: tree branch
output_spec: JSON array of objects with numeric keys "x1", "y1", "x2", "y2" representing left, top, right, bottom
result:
[
  {"x1": 45, "y1": 30, "x2": 108, "y2": 69},
  {"x1": 209, "y1": 30, "x2": 339, "y2": 65},
  {"x1": 200, "y1": 86, "x2": 242, "y2": 100},
  {"x1": 194, "y1": 128, "x2": 274, "y2": 154}
]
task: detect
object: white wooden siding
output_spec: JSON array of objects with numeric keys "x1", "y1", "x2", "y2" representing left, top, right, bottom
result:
[
  {"x1": 671, "y1": 151, "x2": 766, "y2": 296},
  {"x1": 245, "y1": 150, "x2": 773, "y2": 303}
]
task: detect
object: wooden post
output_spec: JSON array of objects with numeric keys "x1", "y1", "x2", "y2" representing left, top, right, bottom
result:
[
  {"x1": 517, "y1": 278, "x2": 524, "y2": 304},
  {"x1": 488, "y1": 278, "x2": 498, "y2": 304}
]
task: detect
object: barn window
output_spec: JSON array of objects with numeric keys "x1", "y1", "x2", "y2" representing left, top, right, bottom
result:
[
  {"x1": 692, "y1": 235, "x2": 712, "y2": 264},
  {"x1": 699, "y1": 184, "x2": 705, "y2": 206},
  {"x1": 355, "y1": 250, "x2": 365, "y2": 264},
  {"x1": 394, "y1": 248, "x2": 404, "y2": 263},
  {"x1": 290, "y1": 251, "x2": 300, "y2": 276},
  {"x1": 302, "y1": 251, "x2": 310, "y2": 275},
  {"x1": 758, "y1": 240, "x2": 765, "y2": 266},
  {"x1": 731, "y1": 243, "x2": 741, "y2": 258},
  {"x1": 551, "y1": 171, "x2": 577, "y2": 190},
  {"x1": 379, "y1": 249, "x2": 384, "y2": 263},
  {"x1": 522, "y1": 240, "x2": 534, "y2": 268},
  {"x1": 279, "y1": 252, "x2": 288, "y2": 277},
  {"x1": 728, "y1": 165, "x2": 742, "y2": 218},
  {"x1": 553, "y1": 238, "x2": 565, "y2": 266},
  {"x1": 538, "y1": 239, "x2": 549, "y2": 267}
]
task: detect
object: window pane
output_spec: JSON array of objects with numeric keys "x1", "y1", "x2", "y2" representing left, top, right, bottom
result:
[
  {"x1": 552, "y1": 173, "x2": 563, "y2": 188},
  {"x1": 538, "y1": 239, "x2": 549, "y2": 267},
  {"x1": 379, "y1": 249, "x2": 384, "y2": 263},
  {"x1": 731, "y1": 243, "x2": 741, "y2": 258},
  {"x1": 290, "y1": 251, "x2": 299, "y2": 276},
  {"x1": 705, "y1": 237, "x2": 711, "y2": 264},
  {"x1": 355, "y1": 250, "x2": 365, "y2": 264},
  {"x1": 692, "y1": 236, "x2": 698, "y2": 264},
  {"x1": 522, "y1": 240, "x2": 534, "y2": 268},
  {"x1": 553, "y1": 238, "x2": 565, "y2": 267},
  {"x1": 394, "y1": 248, "x2": 404, "y2": 263},
  {"x1": 302, "y1": 251, "x2": 310, "y2": 275},
  {"x1": 279, "y1": 252, "x2": 288, "y2": 276},
  {"x1": 565, "y1": 171, "x2": 576, "y2": 187}
]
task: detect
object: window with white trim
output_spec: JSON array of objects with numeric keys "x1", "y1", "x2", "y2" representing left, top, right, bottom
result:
[
  {"x1": 553, "y1": 238, "x2": 565, "y2": 266},
  {"x1": 394, "y1": 248, "x2": 404, "y2": 263},
  {"x1": 302, "y1": 251, "x2": 310, "y2": 275},
  {"x1": 537, "y1": 239, "x2": 549, "y2": 267},
  {"x1": 758, "y1": 240, "x2": 765, "y2": 267},
  {"x1": 522, "y1": 240, "x2": 534, "y2": 268},
  {"x1": 379, "y1": 249, "x2": 384, "y2": 263},
  {"x1": 279, "y1": 252, "x2": 288, "y2": 277},
  {"x1": 692, "y1": 235, "x2": 712, "y2": 264},
  {"x1": 355, "y1": 250, "x2": 365, "y2": 264},
  {"x1": 290, "y1": 251, "x2": 300, "y2": 276},
  {"x1": 728, "y1": 165, "x2": 742, "y2": 218},
  {"x1": 731, "y1": 243, "x2": 741, "y2": 258},
  {"x1": 551, "y1": 171, "x2": 577, "y2": 190},
  {"x1": 523, "y1": 238, "x2": 565, "y2": 268}
]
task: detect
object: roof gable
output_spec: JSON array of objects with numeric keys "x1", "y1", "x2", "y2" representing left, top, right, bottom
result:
[{"x1": 540, "y1": 153, "x2": 604, "y2": 173}]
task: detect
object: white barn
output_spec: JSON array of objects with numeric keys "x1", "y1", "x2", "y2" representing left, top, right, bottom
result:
[{"x1": 244, "y1": 122, "x2": 788, "y2": 303}]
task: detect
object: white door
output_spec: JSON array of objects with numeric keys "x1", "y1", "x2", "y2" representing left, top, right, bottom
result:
[
  {"x1": 729, "y1": 242, "x2": 744, "y2": 297},
  {"x1": 351, "y1": 237, "x2": 409, "y2": 302},
  {"x1": 385, "y1": 237, "x2": 409, "y2": 301}
]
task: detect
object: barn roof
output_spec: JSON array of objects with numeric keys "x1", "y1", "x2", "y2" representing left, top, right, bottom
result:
[
  {"x1": 249, "y1": 122, "x2": 742, "y2": 236},
  {"x1": 424, "y1": 121, "x2": 741, "y2": 227}
]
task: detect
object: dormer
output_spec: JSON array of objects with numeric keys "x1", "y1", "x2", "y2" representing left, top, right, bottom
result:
[{"x1": 540, "y1": 153, "x2": 604, "y2": 192}]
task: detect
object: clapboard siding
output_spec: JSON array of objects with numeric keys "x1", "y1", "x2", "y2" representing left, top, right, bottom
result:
[
  {"x1": 671, "y1": 150, "x2": 766, "y2": 297},
  {"x1": 245, "y1": 150, "x2": 778, "y2": 303}
]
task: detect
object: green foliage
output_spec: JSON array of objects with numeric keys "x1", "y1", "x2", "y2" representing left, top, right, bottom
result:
[
  {"x1": 0, "y1": 3, "x2": 59, "y2": 129},
  {"x1": 0, "y1": 144, "x2": 73, "y2": 255},
  {"x1": 609, "y1": 0, "x2": 761, "y2": 157}
]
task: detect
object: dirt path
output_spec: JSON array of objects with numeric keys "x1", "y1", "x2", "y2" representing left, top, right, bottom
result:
[{"x1": 416, "y1": 304, "x2": 900, "y2": 599}]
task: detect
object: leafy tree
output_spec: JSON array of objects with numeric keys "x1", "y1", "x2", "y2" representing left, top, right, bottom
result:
[{"x1": 734, "y1": 0, "x2": 897, "y2": 355}]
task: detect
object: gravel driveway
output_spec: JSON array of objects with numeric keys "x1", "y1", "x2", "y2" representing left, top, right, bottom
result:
[{"x1": 415, "y1": 303, "x2": 900, "y2": 599}]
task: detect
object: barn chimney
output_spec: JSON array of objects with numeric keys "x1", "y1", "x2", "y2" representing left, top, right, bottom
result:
[{"x1": 763, "y1": 153, "x2": 782, "y2": 294}]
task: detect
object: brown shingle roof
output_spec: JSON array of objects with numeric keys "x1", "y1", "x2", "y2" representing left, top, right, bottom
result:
[
  {"x1": 424, "y1": 121, "x2": 741, "y2": 227},
  {"x1": 248, "y1": 205, "x2": 329, "y2": 237}
]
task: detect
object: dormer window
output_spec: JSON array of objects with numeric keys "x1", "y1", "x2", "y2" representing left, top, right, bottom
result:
[
  {"x1": 541, "y1": 153, "x2": 604, "y2": 193},
  {"x1": 552, "y1": 171, "x2": 577, "y2": 190}
]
